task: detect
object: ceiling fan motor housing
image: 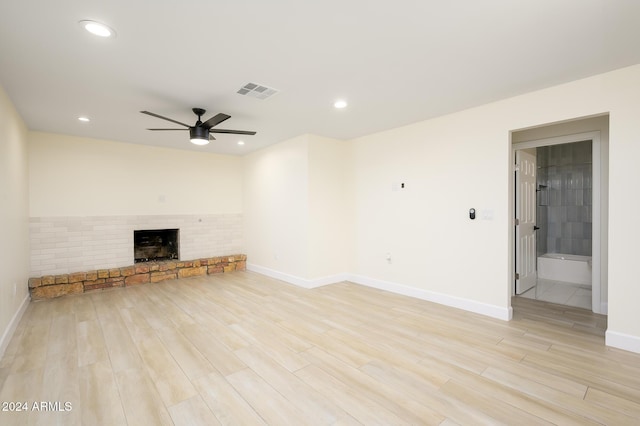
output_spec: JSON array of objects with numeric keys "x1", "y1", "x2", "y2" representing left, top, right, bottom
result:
[{"x1": 189, "y1": 126, "x2": 209, "y2": 140}]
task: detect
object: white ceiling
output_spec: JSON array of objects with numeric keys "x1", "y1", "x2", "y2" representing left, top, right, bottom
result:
[{"x1": 1, "y1": 0, "x2": 639, "y2": 155}]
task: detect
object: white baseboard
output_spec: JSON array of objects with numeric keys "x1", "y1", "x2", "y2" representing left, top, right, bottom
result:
[
  {"x1": 246, "y1": 263, "x2": 348, "y2": 289},
  {"x1": 348, "y1": 274, "x2": 512, "y2": 321},
  {"x1": 600, "y1": 302, "x2": 608, "y2": 315},
  {"x1": 245, "y1": 264, "x2": 511, "y2": 321},
  {"x1": 606, "y1": 330, "x2": 640, "y2": 354},
  {"x1": 0, "y1": 293, "x2": 30, "y2": 359}
]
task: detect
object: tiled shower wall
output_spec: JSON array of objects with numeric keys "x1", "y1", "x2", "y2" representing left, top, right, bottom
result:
[
  {"x1": 29, "y1": 214, "x2": 243, "y2": 276},
  {"x1": 536, "y1": 140, "x2": 592, "y2": 257}
]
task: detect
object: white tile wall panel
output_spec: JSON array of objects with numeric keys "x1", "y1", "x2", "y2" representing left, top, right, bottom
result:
[{"x1": 29, "y1": 214, "x2": 244, "y2": 276}]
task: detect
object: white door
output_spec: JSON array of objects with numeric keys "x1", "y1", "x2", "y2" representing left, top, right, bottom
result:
[{"x1": 515, "y1": 150, "x2": 537, "y2": 294}]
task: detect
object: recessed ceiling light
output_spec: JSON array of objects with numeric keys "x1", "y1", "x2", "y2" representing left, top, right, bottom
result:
[
  {"x1": 79, "y1": 20, "x2": 115, "y2": 38},
  {"x1": 237, "y1": 141, "x2": 245, "y2": 146},
  {"x1": 334, "y1": 100, "x2": 348, "y2": 109},
  {"x1": 78, "y1": 116, "x2": 90, "y2": 122}
]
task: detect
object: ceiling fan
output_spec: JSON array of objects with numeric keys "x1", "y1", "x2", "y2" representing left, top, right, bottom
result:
[{"x1": 140, "y1": 108, "x2": 256, "y2": 145}]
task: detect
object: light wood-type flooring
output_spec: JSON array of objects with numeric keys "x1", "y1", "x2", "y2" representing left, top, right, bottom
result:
[{"x1": 1, "y1": 271, "x2": 639, "y2": 425}]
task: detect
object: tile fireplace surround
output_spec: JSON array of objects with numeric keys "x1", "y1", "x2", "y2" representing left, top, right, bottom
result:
[{"x1": 28, "y1": 214, "x2": 244, "y2": 299}]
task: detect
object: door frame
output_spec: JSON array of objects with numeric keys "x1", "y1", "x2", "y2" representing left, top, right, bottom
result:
[{"x1": 511, "y1": 131, "x2": 603, "y2": 314}]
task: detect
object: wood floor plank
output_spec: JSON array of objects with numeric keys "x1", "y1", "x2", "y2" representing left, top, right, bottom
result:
[
  {"x1": 168, "y1": 395, "x2": 221, "y2": 426},
  {"x1": 303, "y1": 346, "x2": 448, "y2": 424},
  {"x1": 115, "y1": 367, "x2": 173, "y2": 426},
  {"x1": 70, "y1": 293, "x2": 98, "y2": 322},
  {"x1": 229, "y1": 322, "x2": 309, "y2": 372},
  {"x1": 145, "y1": 288, "x2": 197, "y2": 329},
  {"x1": 0, "y1": 368, "x2": 43, "y2": 425},
  {"x1": 225, "y1": 368, "x2": 309, "y2": 425},
  {"x1": 38, "y1": 338, "x2": 80, "y2": 425},
  {"x1": 47, "y1": 313, "x2": 77, "y2": 361},
  {"x1": 480, "y1": 358, "x2": 588, "y2": 398},
  {"x1": 154, "y1": 325, "x2": 216, "y2": 381},
  {"x1": 98, "y1": 308, "x2": 146, "y2": 373},
  {"x1": 134, "y1": 334, "x2": 198, "y2": 407},
  {"x1": 189, "y1": 311, "x2": 249, "y2": 351},
  {"x1": 180, "y1": 324, "x2": 247, "y2": 377},
  {"x1": 76, "y1": 320, "x2": 109, "y2": 367},
  {"x1": 481, "y1": 366, "x2": 638, "y2": 424},
  {"x1": 438, "y1": 378, "x2": 552, "y2": 425},
  {"x1": 549, "y1": 343, "x2": 640, "y2": 382},
  {"x1": 1, "y1": 271, "x2": 640, "y2": 425},
  {"x1": 10, "y1": 321, "x2": 50, "y2": 374},
  {"x1": 79, "y1": 360, "x2": 127, "y2": 426},
  {"x1": 193, "y1": 371, "x2": 267, "y2": 426},
  {"x1": 521, "y1": 351, "x2": 640, "y2": 403},
  {"x1": 295, "y1": 363, "x2": 408, "y2": 425},
  {"x1": 234, "y1": 345, "x2": 354, "y2": 425},
  {"x1": 585, "y1": 386, "x2": 640, "y2": 419}
]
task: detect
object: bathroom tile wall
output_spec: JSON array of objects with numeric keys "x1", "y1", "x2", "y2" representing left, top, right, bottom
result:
[
  {"x1": 536, "y1": 140, "x2": 592, "y2": 256},
  {"x1": 29, "y1": 214, "x2": 243, "y2": 276}
]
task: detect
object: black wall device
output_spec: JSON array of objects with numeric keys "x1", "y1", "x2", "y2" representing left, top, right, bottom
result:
[{"x1": 469, "y1": 208, "x2": 476, "y2": 220}]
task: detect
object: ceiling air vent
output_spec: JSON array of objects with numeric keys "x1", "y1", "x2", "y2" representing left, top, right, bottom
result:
[{"x1": 237, "y1": 82, "x2": 278, "y2": 100}]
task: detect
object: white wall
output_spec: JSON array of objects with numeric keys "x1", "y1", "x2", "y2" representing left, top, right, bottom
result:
[
  {"x1": 308, "y1": 135, "x2": 353, "y2": 278},
  {"x1": 243, "y1": 134, "x2": 351, "y2": 285},
  {"x1": 351, "y1": 107, "x2": 510, "y2": 318},
  {"x1": 243, "y1": 135, "x2": 310, "y2": 280},
  {"x1": 348, "y1": 64, "x2": 640, "y2": 351},
  {"x1": 0, "y1": 85, "x2": 30, "y2": 357},
  {"x1": 29, "y1": 132, "x2": 243, "y2": 217},
  {"x1": 27, "y1": 132, "x2": 245, "y2": 276},
  {"x1": 605, "y1": 67, "x2": 640, "y2": 352}
]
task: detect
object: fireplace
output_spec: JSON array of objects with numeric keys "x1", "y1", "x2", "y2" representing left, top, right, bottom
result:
[{"x1": 134, "y1": 229, "x2": 179, "y2": 263}]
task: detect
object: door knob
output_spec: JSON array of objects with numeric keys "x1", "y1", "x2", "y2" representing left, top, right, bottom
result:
[{"x1": 533, "y1": 226, "x2": 540, "y2": 231}]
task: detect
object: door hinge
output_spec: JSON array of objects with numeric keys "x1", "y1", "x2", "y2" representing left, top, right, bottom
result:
[
  {"x1": 514, "y1": 218, "x2": 520, "y2": 226},
  {"x1": 514, "y1": 272, "x2": 520, "y2": 280}
]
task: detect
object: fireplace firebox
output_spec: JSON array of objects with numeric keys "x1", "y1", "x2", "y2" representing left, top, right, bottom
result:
[{"x1": 134, "y1": 229, "x2": 179, "y2": 263}]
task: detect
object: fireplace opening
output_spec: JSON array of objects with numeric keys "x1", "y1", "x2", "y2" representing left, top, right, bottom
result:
[{"x1": 134, "y1": 229, "x2": 179, "y2": 263}]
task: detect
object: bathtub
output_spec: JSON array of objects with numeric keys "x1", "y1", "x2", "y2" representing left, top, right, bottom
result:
[{"x1": 537, "y1": 253, "x2": 592, "y2": 286}]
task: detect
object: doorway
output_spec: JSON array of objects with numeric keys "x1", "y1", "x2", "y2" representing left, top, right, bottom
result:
[
  {"x1": 511, "y1": 118, "x2": 608, "y2": 315},
  {"x1": 515, "y1": 140, "x2": 594, "y2": 309}
]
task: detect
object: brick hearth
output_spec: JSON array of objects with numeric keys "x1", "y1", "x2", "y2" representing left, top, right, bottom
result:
[{"x1": 28, "y1": 254, "x2": 246, "y2": 299}]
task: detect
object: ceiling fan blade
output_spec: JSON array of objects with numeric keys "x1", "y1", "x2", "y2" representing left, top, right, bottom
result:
[
  {"x1": 209, "y1": 134, "x2": 216, "y2": 141},
  {"x1": 202, "y1": 113, "x2": 231, "y2": 129},
  {"x1": 147, "y1": 128, "x2": 187, "y2": 131},
  {"x1": 140, "y1": 111, "x2": 190, "y2": 127},
  {"x1": 210, "y1": 129, "x2": 257, "y2": 135}
]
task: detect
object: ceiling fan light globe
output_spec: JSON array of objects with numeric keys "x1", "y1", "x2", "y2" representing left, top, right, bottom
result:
[{"x1": 190, "y1": 138, "x2": 209, "y2": 145}]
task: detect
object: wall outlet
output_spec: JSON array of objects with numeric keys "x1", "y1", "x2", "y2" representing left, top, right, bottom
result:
[{"x1": 386, "y1": 252, "x2": 392, "y2": 263}]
